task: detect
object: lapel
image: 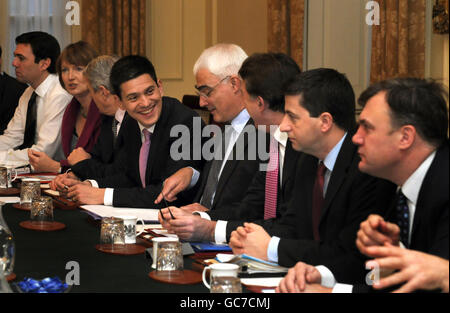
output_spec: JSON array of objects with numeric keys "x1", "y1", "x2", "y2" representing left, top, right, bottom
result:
[
  {"x1": 0, "y1": 74, "x2": 6, "y2": 108},
  {"x1": 320, "y1": 133, "x2": 356, "y2": 222},
  {"x1": 212, "y1": 118, "x2": 255, "y2": 208},
  {"x1": 144, "y1": 97, "x2": 170, "y2": 183},
  {"x1": 281, "y1": 141, "x2": 298, "y2": 190}
]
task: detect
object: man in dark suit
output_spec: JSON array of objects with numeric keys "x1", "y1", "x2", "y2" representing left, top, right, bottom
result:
[
  {"x1": 63, "y1": 55, "x2": 204, "y2": 208},
  {"x1": 278, "y1": 78, "x2": 449, "y2": 293},
  {"x1": 157, "y1": 44, "x2": 266, "y2": 241},
  {"x1": 230, "y1": 69, "x2": 396, "y2": 285},
  {"x1": 0, "y1": 45, "x2": 27, "y2": 134}
]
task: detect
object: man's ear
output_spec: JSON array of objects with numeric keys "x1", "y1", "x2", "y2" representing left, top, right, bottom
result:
[
  {"x1": 398, "y1": 125, "x2": 416, "y2": 150},
  {"x1": 319, "y1": 112, "x2": 334, "y2": 132},
  {"x1": 230, "y1": 75, "x2": 242, "y2": 93},
  {"x1": 39, "y1": 57, "x2": 51, "y2": 72},
  {"x1": 157, "y1": 79, "x2": 164, "y2": 97}
]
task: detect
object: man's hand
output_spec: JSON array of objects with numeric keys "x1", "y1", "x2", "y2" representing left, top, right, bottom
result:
[
  {"x1": 356, "y1": 214, "x2": 400, "y2": 256},
  {"x1": 154, "y1": 167, "x2": 194, "y2": 204},
  {"x1": 66, "y1": 182, "x2": 105, "y2": 204},
  {"x1": 365, "y1": 243, "x2": 449, "y2": 293},
  {"x1": 159, "y1": 207, "x2": 215, "y2": 241},
  {"x1": 67, "y1": 147, "x2": 91, "y2": 166},
  {"x1": 179, "y1": 203, "x2": 209, "y2": 214},
  {"x1": 28, "y1": 149, "x2": 60, "y2": 173},
  {"x1": 276, "y1": 262, "x2": 322, "y2": 293},
  {"x1": 50, "y1": 172, "x2": 80, "y2": 191},
  {"x1": 229, "y1": 223, "x2": 271, "y2": 261}
]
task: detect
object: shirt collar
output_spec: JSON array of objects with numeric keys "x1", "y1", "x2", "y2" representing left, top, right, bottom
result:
[
  {"x1": 115, "y1": 108, "x2": 126, "y2": 124},
  {"x1": 323, "y1": 133, "x2": 347, "y2": 172},
  {"x1": 273, "y1": 126, "x2": 288, "y2": 148},
  {"x1": 230, "y1": 109, "x2": 250, "y2": 135},
  {"x1": 34, "y1": 73, "x2": 58, "y2": 98},
  {"x1": 401, "y1": 150, "x2": 436, "y2": 206},
  {"x1": 138, "y1": 122, "x2": 156, "y2": 134}
]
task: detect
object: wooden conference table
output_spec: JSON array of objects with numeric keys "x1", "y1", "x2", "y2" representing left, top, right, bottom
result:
[{"x1": 2, "y1": 201, "x2": 210, "y2": 293}]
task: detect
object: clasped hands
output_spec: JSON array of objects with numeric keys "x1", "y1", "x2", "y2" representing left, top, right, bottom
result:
[{"x1": 49, "y1": 172, "x2": 105, "y2": 204}]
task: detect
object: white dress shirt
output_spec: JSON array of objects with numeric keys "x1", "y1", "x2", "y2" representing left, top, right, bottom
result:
[{"x1": 0, "y1": 74, "x2": 72, "y2": 164}]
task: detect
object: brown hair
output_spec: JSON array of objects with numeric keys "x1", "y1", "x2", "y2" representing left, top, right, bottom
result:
[{"x1": 56, "y1": 41, "x2": 99, "y2": 89}]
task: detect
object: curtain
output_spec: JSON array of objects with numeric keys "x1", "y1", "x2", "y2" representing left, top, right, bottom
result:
[
  {"x1": 370, "y1": 0, "x2": 426, "y2": 83},
  {"x1": 7, "y1": 0, "x2": 71, "y2": 75},
  {"x1": 81, "y1": 0, "x2": 146, "y2": 57},
  {"x1": 267, "y1": 0, "x2": 305, "y2": 69}
]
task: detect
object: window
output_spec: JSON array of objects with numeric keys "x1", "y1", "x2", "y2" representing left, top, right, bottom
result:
[{"x1": 2, "y1": 0, "x2": 70, "y2": 75}]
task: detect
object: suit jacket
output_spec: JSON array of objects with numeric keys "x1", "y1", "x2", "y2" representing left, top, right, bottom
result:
[
  {"x1": 0, "y1": 72, "x2": 27, "y2": 134},
  {"x1": 207, "y1": 140, "x2": 301, "y2": 241},
  {"x1": 96, "y1": 96, "x2": 204, "y2": 208},
  {"x1": 353, "y1": 143, "x2": 449, "y2": 293},
  {"x1": 193, "y1": 119, "x2": 264, "y2": 213},
  {"x1": 71, "y1": 113, "x2": 131, "y2": 180},
  {"x1": 277, "y1": 133, "x2": 397, "y2": 284}
]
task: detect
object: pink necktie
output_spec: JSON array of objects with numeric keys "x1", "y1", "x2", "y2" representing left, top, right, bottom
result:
[
  {"x1": 264, "y1": 137, "x2": 279, "y2": 220},
  {"x1": 139, "y1": 129, "x2": 151, "y2": 188}
]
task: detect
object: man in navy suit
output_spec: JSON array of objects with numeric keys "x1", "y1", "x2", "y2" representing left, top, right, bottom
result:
[
  {"x1": 278, "y1": 78, "x2": 449, "y2": 293},
  {"x1": 0, "y1": 45, "x2": 27, "y2": 134}
]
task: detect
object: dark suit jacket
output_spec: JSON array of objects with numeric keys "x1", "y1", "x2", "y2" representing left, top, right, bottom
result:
[
  {"x1": 193, "y1": 119, "x2": 264, "y2": 214},
  {"x1": 277, "y1": 133, "x2": 397, "y2": 284},
  {"x1": 353, "y1": 143, "x2": 449, "y2": 293},
  {"x1": 96, "y1": 97, "x2": 204, "y2": 208},
  {"x1": 207, "y1": 140, "x2": 301, "y2": 241},
  {"x1": 0, "y1": 72, "x2": 27, "y2": 134},
  {"x1": 71, "y1": 113, "x2": 131, "y2": 180}
]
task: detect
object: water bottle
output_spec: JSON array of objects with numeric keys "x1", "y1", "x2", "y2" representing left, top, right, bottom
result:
[{"x1": 0, "y1": 202, "x2": 15, "y2": 279}]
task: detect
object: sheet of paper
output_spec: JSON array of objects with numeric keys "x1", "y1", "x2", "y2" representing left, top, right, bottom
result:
[
  {"x1": 240, "y1": 277, "x2": 283, "y2": 288},
  {"x1": 44, "y1": 189, "x2": 60, "y2": 197},
  {"x1": 0, "y1": 197, "x2": 20, "y2": 204},
  {"x1": 80, "y1": 204, "x2": 160, "y2": 222}
]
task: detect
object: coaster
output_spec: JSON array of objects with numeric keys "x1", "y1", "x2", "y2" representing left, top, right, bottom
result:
[
  {"x1": 0, "y1": 188, "x2": 20, "y2": 196},
  {"x1": 19, "y1": 221, "x2": 66, "y2": 231},
  {"x1": 95, "y1": 244, "x2": 146, "y2": 255},
  {"x1": 6, "y1": 273, "x2": 16, "y2": 282},
  {"x1": 13, "y1": 203, "x2": 31, "y2": 211},
  {"x1": 148, "y1": 270, "x2": 202, "y2": 285}
]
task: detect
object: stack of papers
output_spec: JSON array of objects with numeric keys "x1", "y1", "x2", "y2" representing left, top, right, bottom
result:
[
  {"x1": 80, "y1": 205, "x2": 160, "y2": 223},
  {"x1": 215, "y1": 253, "x2": 289, "y2": 274}
]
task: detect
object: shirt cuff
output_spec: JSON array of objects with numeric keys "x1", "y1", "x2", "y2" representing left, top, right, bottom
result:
[
  {"x1": 188, "y1": 167, "x2": 200, "y2": 189},
  {"x1": 88, "y1": 180, "x2": 99, "y2": 188},
  {"x1": 214, "y1": 220, "x2": 228, "y2": 244},
  {"x1": 315, "y1": 265, "x2": 337, "y2": 288},
  {"x1": 332, "y1": 283, "x2": 353, "y2": 293},
  {"x1": 104, "y1": 188, "x2": 114, "y2": 206},
  {"x1": 196, "y1": 211, "x2": 211, "y2": 220},
  {"x1": 267, "y1": 236, "x2": 280, "y2": 263}
]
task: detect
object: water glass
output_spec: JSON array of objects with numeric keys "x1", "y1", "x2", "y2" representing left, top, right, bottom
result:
[
  {"x1": 156, "y1": 241, "x2": 183, "y2": 273},
  {"x1": 20, "y1": 178, "x2": 41, "y2": 208},
  {"x1": 30, "y1": 196, "x2": 54, "y2": 222},
  {"x1": 100, "y1": 217, "x2": 125, "y2": 246}
]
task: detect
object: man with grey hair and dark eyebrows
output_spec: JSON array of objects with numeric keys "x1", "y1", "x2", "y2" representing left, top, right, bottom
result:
[
  {"x1": 157, "y1": 43, "x2": 267, "y2": 242},
  {"x1": 51, "y1": 55, "x2": 129, "y2": 188}
]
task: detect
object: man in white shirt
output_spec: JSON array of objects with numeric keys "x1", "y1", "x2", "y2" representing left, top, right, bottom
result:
[
  {"x1": 278, "y1": 78, "x2": 449, "y2": 293},
  {"x1": 0, "y1": 31, "x2": 71, "y2": 165}
]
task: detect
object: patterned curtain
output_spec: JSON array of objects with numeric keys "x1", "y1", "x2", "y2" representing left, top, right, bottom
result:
[
  {"x1": 267, "y1": 0, "x2": 305, "y2": 69},
  {"x1": 81, "y1": 0, "x2": 146, "y2": 57},
  {"x1": 370, "y1": 0, "x2": 426, "y2": 83}
]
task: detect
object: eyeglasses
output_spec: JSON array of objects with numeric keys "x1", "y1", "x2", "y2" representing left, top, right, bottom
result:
[{"x1": 195, "y1": 76, "x2": 230, "y2": 99}]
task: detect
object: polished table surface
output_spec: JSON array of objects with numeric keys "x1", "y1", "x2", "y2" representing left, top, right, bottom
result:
[{"x1": 2, "y1": 202, "x2": 209, "y2": 293}]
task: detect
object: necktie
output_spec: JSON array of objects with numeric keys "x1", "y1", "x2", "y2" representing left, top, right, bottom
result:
[
  {"x1": 18, "y1": 91, "x2": 38, "y2": 150},
  {"x1": 200, "y1": 126, "x2": 232, "y2": 209},
  {"x1": 139, "y1": 129, "x2": 151, "y2": 188},
  {"x1": 112, "y1": 118, "x2": 119, "y2": 147},
  {"x1": 312, "y1": 161, "x2": 326, "y2": 241},
  {"x1": 396, "y1": 190, "x2": 410, "y2": 248},
  {"x1": 264, "y1": 137, "x2": 279, "y2": 220}
]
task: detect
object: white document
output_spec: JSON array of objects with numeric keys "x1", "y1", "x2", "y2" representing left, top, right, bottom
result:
[
  {"x1": 240, "y1": 277, "x2": 283, "y2": 288},
  {"x1": 0, "y1": 197, "x2": 20, "y2": 204},
  {"x1": 80, "y1": 204, "x2": 160, "y2": 222}
]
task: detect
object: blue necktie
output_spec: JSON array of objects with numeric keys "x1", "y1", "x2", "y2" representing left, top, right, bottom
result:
[{"x1": 396, "y1": 190, "x2": 410, "y2": 248}]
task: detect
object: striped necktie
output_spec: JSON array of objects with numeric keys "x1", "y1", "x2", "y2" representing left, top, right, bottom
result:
[{"x1": 264, "y1": 137, "x2": 279, "y2": 220}]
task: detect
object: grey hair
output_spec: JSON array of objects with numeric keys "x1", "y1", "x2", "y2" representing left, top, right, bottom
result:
[
  {"x1": 193, "y1": 43, "x2": 248, "y2": 79},
  {"x1": 84, "y1": 55, "x2": 120, "y2": 92}
]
